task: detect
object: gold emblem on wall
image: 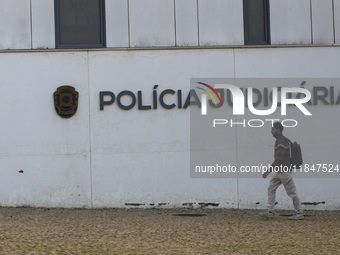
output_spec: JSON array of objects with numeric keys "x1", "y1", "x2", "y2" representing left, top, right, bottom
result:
[{"x1": 54, "y1": 86, "x2": 79, "y2": 118}]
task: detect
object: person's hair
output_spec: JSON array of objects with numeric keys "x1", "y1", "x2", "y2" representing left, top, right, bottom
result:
[{"x1": 273, "y1": 122, "x2": 283, "y2": 132}]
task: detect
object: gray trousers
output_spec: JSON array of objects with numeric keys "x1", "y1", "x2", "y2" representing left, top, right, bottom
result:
[{"x1": 268, "y1": 172, "x2": 302, "y2": 213}]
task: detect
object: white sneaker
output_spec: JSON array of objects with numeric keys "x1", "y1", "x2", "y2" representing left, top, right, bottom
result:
[
  {"x1": 288, "y1": 213, "x2": 304, "y2": 220},
  {"x1": 260, "y1": 211, "x2": 275, "y2": 218}
]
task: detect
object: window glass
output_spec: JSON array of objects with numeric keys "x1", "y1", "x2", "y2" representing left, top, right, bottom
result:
[
  {"x1": 55, "y1": 0, "x2": 105, "y2": 48},
  {"x1": 243, "y1": 0, "x2": 270, "y2": 45}
]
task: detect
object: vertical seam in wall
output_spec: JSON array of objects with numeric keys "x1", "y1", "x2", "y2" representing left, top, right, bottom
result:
[
  {"x1": 127, "y1": 0, "x2": 131, "y2": 48},
  {"x1": 235, "y1": 116, "x2": 240, "y2": 210},
  {"x1": 197, "y1": 0, "x2": 200, "y2": 46},
  {"x1": 30, "y1": 0, "x2": 33, "y2": 49},
  {"x1": 87, "y1": 51, "x2": 93, "y2": 208},
  {"x1": 332, "y1": 0, "x2": 336, "y2": 44},
  {"x1": 233, "y1": 48, "x2": 237, "y2": 79},
  {"x1": 233, "y1": 49, "x2": 240, "y2": 209},
  {"x1": 174, "y1": 0, "x2": 177, "y2": 46},
  {"x1": 310, "y1": 0, "x2": 313, "y2": 44}
]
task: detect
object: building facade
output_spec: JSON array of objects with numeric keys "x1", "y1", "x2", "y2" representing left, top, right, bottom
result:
[{"x1": 0, "y1": 0, "x2": 340, "y2": 209}]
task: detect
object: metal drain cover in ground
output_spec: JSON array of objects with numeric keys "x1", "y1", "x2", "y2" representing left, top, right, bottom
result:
[{"x1": 172, "y1": 214, "x2": 207, "y2": 217}]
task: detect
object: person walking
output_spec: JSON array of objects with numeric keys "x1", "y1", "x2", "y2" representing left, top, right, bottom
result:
[{"x1": 261, "y1": 122, "x2": 304, "y2": 220}]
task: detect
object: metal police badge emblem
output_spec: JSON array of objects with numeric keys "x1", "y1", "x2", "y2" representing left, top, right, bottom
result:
[{"x1": 54, "y1": 86, "x2": 79, "y2": 118}]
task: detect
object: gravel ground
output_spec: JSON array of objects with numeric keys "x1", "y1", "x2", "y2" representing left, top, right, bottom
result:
[{"x1": 0, "y1": 207, "x2": 339, "y2": 254}]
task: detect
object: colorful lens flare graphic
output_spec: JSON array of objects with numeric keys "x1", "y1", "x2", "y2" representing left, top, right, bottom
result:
[{"x1": 196, "y1": 82, "x2": 223, "y2": 106}]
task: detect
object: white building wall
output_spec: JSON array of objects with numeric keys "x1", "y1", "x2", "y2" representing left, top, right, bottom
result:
[
  {"x1": 1, "y1": 0, "x2": 340, "y2": 49},
  {"x1": 105, "y1": 0, "x2": 129, "y2": 47},
  {"x1": 234, "y1": 47, "x2": 340, "y2": 210},
  {"x1": 311, "y1": 0, "x2": 334, "y2": 44},
  {"x1": 129, "y1": 0, "x2": 175, "y2": 47},
  {"x1": 335, "y1": 0, "x2": 340, "y2": 44},
  {"x1": 175, "y1": 0, "x2": 199, "y2": 47},
  {"x1": 1, "y1": 47, "x2": 340, "y2": 209},
  {"x1": 270, "y1": 0, "x2": 312, "y2": 45},
  {"x1": 0, "y1": 0, "x2": 339, "y2": 209},
  {"x1": 0, "y1": 0, "x2": 31, "y2": 49},
  {"x1": 198, "y1": 0, "x2": 244, "y2": 46},
  {"x1": 31, "y1": 0, "x2": 55, "y2": 49},
  {"x1": 89, "y1": 49, "x2": 237, "y2": 207},
  {"x1": 0, "y1": 52, "x2": 91, "y2": 207}
]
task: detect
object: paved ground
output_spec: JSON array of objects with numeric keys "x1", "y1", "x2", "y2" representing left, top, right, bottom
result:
[{"x1": 0, "y1": 207, "x2": 339, "y2": 254}]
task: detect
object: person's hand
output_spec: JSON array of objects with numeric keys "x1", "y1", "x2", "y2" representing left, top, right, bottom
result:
[{"x1": 262, "y1": 171, "x2": 270, "y2": 179}]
